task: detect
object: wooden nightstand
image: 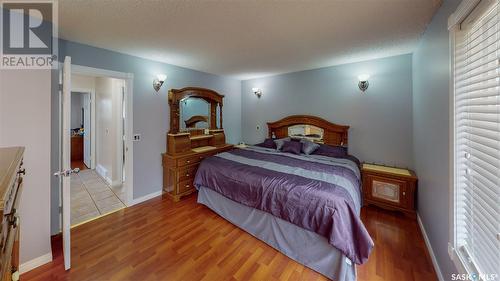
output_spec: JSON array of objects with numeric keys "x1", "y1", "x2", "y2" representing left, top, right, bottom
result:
[{"x1": 362, "y1": 163, "x2": 417, "y2": 218}]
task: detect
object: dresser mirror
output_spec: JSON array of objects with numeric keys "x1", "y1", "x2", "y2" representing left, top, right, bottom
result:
[
  {"x1": 216, "y1": 104, "x2": 221, "y2": 129},
  {"x1": 168, "y1": 87, "x2": 224, "y2": 135},
  {"x1": 167, "y1": 87, "x2": 229, "y2": 155},
  {"x1": 180, "y1": 97, "x2": 210, "y2": 130}
]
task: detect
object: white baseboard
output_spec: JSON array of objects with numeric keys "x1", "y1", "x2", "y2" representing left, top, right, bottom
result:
[
  {"x1": 95, "y1": 164, "x2": 107, "y2": 179},
  {"x1": 417, "y1": 213, "x2": 444, "y2": 281},
  {"x1": 95, "y1": 164, "x2": 112, "y2": 185},
  {"x1": 20, "y1": 252, "x2": 52, "y2": 274},
  {"x1": 129, "y1": 190, "x2": 162, "y2": 206},
  {"x1": 111, "y1": 180, "x2": 123, "y2": 188}
]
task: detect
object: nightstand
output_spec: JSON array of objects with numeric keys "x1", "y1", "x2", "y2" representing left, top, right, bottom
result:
[{"x1": 362, "y1": 163, "x2": 417, "y2": 218}]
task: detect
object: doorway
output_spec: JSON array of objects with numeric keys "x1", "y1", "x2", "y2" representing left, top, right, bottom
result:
[
  {"x1": 70, "y1": 91, "x2": 91, "y2": 171},
  {"x1": 66, "y1": 67, "x2": 133, "y2": 227}
]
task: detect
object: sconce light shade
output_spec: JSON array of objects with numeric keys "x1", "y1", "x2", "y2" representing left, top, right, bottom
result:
[
  {"x1": 153, "y1": 74, "x2": 167, "y2": 92},
  {"x1": 252, "y1": 87, "x2": 262, "y2": 98},
  {"x1": 358, "y1": 74, "x2": 370, "y2": 93}
]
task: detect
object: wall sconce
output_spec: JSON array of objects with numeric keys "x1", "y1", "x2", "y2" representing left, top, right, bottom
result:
[
  {"x1": 153, "y1": 74, "x2": 167, "y2": 92},
  {"x1": 358, "y1": 74, "x2": 370, "y2": 93},
  {"x1": 252, "y1": 88, "x2": 262, "y2": 98}
]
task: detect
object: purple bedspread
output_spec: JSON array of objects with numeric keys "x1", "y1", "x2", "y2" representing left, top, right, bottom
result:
[{"x1": 194, "y1": 147, "x2": 373, "y2": 264}]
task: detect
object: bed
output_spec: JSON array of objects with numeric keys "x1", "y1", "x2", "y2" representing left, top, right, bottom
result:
[{"x1": 194, "y1": 115, "x2": 373, "y2": 281}]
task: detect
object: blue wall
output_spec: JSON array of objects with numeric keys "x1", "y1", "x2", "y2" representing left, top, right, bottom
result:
[
  {"x1": 242, "y1": 54, "x2": 414, "y2": 168},
  {"x1": 412, "y1": 0, "x2": 460, "y2": 279},
  {"x1": 51, "y1": 40, "x2": 242, "y2": 234},
  {"x1": 53, "y1": 8, "x2": 462, "y2": 279}
]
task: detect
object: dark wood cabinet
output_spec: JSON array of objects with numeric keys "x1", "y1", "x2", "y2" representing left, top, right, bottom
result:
[
  {"x1": 71, "y1": 135, "x2": 83, "y2": 161},
  {"x1": 362, "y1": 164, "x2": 417, "y2": 218}
]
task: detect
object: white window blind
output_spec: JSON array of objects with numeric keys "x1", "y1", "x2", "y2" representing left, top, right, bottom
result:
[{"x1": 453, "y1": 0, "x2": 500, "y2": 276}]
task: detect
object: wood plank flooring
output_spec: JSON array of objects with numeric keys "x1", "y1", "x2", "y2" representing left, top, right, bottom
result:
[{"x1": 22, "y1": 193, "x2": 438, "y2": 281}]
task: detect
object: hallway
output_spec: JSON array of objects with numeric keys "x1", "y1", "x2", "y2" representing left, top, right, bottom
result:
[{"x1": 70, "y1": 169, "x2": 126, "y2": 226}]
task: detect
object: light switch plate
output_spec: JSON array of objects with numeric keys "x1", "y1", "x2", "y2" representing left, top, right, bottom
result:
[{"x1": 133, "y1": 134, "x2": 141, "y2": 141}]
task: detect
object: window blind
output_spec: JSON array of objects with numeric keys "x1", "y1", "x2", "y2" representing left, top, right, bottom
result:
[{"x1": 453, "y1": 0, "x2": 500, "y2": 276}]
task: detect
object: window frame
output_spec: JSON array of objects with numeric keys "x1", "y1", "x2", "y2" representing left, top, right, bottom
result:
[{"x1": 448, "y1": 0, "x2": 499, "y2": 276}]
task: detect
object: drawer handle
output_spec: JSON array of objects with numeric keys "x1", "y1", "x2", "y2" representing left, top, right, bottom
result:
[
  {"x1": 402, "y1": 192, "x2": 406, "y2": 196},
  {"x1": 186, "y1": 173, "x2": 190, "y2": 177},
  {"x1": 8, "y1": 214, "x2": 19, "y2": 228},
  {"x1": 185, "y1": 184, "x2": 190, "y2": 188},
  {"x1": 14, "y1": 216, "x2": 19, "y2": 228},
  {"x1": 186, "y1": 160, "x2": 191, "y2": 163}
]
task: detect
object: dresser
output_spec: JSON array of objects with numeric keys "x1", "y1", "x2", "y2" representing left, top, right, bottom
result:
[
  {"x1": 362, "y1": 163, "x2": 417, "y2": 218},
  {"x1": 163, "y1": 87, "x2": 234, "y2": 202},
  {"x1": 0, "y1": 147, "x2": 25, "y2": 281},
  {"x1": 163, "y1": 144, "x2": 233, "y2": 202}
]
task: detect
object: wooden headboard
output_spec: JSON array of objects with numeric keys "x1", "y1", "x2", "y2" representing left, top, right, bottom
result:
[{"x1": 267, "y1": 115, "x2": 349, "y2": 146}]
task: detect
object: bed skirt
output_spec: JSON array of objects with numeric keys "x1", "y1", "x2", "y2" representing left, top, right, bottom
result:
[{"x1": 197, "y1": 186, "x2": 356, "y2": 281}]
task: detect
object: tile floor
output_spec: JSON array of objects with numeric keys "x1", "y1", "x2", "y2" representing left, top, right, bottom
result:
[{"x1": 70, "y1": 169, "x2": 126, "y2": 226}]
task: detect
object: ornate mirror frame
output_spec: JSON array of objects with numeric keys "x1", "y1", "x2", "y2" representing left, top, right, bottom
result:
[{"x1": 168, "y1": 87, "x2": 224, "y2": 134}]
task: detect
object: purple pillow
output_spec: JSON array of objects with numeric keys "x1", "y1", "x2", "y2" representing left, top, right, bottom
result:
[
  {"x1": 255, "y1": 138, "x2": 277, "y2": 149},
  {"x1": 274, "y1": 137, "x2": 291, "y2": 150},
  {"x1": 281, "y1": 140, "x2": 302, "y2": 155},
  {"x1": 312, "y1": 144, "x2": 347, "y2": 158},
  {"x1": 300, "y1": 139, "x2": 320, "y2": 155}
]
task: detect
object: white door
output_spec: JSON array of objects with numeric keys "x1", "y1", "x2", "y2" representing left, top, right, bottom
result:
[
  {"x1": 54, "y1": 56, "x2": 76, "y2": 270},
  {"x1": 83, "y1": 93, "x2": 91, "y2": 168}
]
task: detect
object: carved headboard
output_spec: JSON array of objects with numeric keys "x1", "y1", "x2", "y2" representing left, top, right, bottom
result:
[{"x1": 267, "y1": 115, "x2": 349, "y2": 146}]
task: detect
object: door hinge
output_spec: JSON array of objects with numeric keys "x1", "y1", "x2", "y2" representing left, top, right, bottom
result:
[
  {"x1": 58, "y1": 84, "x2": 63, "y2": 91},
  {"x1": 59, "y1": 206, "x2": 62, "y2": 214}
]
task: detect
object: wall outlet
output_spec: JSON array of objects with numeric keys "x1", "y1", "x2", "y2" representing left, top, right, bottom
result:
[
  {"x1": 256, "y1": 125, "x2": 261, "y2": 131},
  {"x1": 133, "y1": 134, "x2": 141, "y2": 141}
]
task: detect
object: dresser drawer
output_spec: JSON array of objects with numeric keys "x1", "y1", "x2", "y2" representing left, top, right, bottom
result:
[
  {"x1": 178, "y1": 164, "x2": 198, "y2": 182},
  {"x1": 1, "y1": 177, "x2": 22, "y2": 248},
  {"x1": 177, "y1": 154, "x2": 205, "y2": 166},
  {"x1": 178, "y1": 179, "x2": 195, "y2": 194}
]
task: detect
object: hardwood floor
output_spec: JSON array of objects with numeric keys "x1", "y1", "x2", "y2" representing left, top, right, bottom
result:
[{"x1": 22, "y1": 193, "x2": 437, "y2": 281}]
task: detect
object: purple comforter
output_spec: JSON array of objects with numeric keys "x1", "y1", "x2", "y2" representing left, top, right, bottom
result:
[{"x1": 194, "y1": 146, "x2": 373, "y2": 264}]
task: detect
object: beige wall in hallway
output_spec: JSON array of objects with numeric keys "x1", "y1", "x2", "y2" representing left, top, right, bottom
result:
[{"x1": 95, "y1": 77, "x2": 124, "y2": 185}]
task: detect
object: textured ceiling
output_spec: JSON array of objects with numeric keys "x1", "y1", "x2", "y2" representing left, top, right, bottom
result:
[{"x1": 59, "y1": 0, "x2": 442, "y2": 80}]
